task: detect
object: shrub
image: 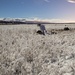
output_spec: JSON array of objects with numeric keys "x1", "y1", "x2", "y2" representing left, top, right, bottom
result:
[
  {"x1": 36, "y1": 30, "x2": 43, "y2": 34},
  {"x1": 64, "y1": 27, "x2": 69, "y2": 31}
]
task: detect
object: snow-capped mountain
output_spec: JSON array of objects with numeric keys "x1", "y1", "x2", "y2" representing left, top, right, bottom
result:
[
  {"x1": 0, "y1": 18, "x2": 51, "y2": 24},
  {"x1": 1, "y1": 18, "x2": 26, "y2": 22}
]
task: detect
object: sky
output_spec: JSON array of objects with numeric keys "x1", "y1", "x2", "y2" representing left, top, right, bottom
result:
[{"x1": 0, "y1": 0, "x2": 75, "y2": 22}]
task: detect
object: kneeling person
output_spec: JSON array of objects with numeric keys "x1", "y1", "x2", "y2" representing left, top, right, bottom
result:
[{"x1": 37, "y1": 24, "x2": 47, "y2": 35}]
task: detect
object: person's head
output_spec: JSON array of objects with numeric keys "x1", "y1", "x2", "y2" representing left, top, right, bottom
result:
[{"x1": 37, "y1": 24, "x2": 41, "y2": 26}]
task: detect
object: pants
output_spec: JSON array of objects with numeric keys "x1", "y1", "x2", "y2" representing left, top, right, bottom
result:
[{"x1": 42, "y1": 30, "x2": 47, "y2": 35}]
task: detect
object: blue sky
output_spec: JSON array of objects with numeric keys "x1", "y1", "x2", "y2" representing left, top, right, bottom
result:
[{"x1": 0, "y1": 0, "x2": 75, "y2": 22}]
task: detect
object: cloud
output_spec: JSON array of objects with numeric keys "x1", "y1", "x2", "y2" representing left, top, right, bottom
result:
[
  {"x1": 44, "y1": 0, "x2": 50, "y2": 2},
  {"x1": 26, "y1": 17, "x2": 75, "y2": 23},
  {"x1": 0, "y1": 17, "x2": 75, "y2": 23},
  {"x1": 67, "y1": 0, "x2": 75, "y2": 3}
]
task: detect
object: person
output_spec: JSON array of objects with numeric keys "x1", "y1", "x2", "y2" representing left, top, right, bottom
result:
[{"x1": 37, "y1": 24, "x2": 47, "y2": 35}]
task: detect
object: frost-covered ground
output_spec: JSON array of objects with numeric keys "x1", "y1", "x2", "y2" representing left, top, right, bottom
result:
[{"x1": 0, "y1": 24, "x2": 75, "y2": 75}]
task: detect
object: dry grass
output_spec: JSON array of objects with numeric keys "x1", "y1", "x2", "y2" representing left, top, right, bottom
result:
[{"x1": 0, "y1": 24, "x2": 75, "y2": 75}]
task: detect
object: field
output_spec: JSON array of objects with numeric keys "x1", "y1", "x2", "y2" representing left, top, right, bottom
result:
[{"x1": 0, "y1": 24, "x2": 75, "y2": 75}]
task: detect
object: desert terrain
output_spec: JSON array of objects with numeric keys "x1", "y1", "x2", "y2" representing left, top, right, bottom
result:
[{"x1": 0, "y1": 24, "x2": 75, "y2": 75}]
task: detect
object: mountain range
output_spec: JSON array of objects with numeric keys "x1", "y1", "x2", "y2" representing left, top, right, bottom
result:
[{"x1": 0, "y1": 18, "x2": 51, "y2": 24}]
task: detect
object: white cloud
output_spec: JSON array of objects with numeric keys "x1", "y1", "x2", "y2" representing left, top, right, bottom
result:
[
  {"x1": 0, "y1": 18, "x2": 4, "y2": 20},
  {"x1": 44, "y1": 0, "x2": 50, "y2": 2},
  {"x1": 67, "y1": 0, "x2": 75, "y2": 3},
  {"x1": 0, "y1": 18, "x2": 75, "y2": 23},
  {"x1": 26, "y1": 18, "x2": 75, "y2": 23}
]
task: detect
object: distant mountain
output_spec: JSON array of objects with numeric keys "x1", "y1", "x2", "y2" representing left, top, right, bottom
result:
[
  {"x1": 2, "y1": 18, "x2": 26, "y2": 22},
  {"x1": 0, "y1": 18, "x2": 51, "y2": 25},
  {"x1": 0, "y1": 18, "x2": 75, "y2": 24}
]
